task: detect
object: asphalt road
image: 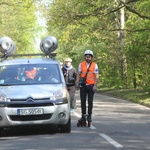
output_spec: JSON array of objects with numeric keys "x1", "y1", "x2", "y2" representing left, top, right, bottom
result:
[{"x1": 0, "y1": 91, "x2": 150, "y2": 150}]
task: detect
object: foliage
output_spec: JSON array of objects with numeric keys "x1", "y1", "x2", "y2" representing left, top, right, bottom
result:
[
  {"x1": 46, "y1": 0, "x2": 150, "y2": 91},
  {"x1": 0, "y1": 0, "x2": 41, "y2": 53},
  {"x1": 0, "y1": 0, "x2": 150, "y2": 92},
  {"x1": 125, "y1": 0, "x2": 150, "y2": 90}
]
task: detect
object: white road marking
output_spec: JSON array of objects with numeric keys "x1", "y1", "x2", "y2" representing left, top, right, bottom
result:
[
  {"x1": 73, "y1": 111, "x2": 123, "y2": 148},
  {"x1": 73, "y1": 111, "x2": 96, "y2": 130},
  {"x1": 99, "y1": 133, "x2": 123, "y2": 148}
]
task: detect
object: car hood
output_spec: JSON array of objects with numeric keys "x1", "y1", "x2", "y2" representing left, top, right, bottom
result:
[{"x1": 0, "y1": 84, "x2": 64, "y2": 99}]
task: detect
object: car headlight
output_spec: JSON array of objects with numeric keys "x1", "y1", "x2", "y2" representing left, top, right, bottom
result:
[
  {"x1": 0, "y1": 92, "x2": 7, "y2": 101},
  {"x1": 50, "y1": 89, "x2": 68, "y2": 104}
]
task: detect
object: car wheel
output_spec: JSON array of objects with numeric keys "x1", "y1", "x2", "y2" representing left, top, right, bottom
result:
[{"x1": 59, "y1": 115, "x2": 71, "y2": 133}]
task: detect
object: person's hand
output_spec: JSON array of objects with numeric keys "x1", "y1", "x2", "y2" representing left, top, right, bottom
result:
[
  {"x1": 75, "y1": 83, "x2": 79, "y2": 90},
  {"x1": 93, "y1": 85, "x2": 96, "y2": 92}
]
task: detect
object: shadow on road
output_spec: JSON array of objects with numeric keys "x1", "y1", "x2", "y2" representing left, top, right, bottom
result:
[{"x1": 0, "y1": 125, "x2": 60, "y2": 137}]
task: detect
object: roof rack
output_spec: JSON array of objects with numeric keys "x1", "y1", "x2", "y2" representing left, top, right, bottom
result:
[
  {"x1": 0, "y1": 53, "x2": 57, "y2": 61},
  {"x1": 10, "y1": 53, "x2": 56, "y2": 58},
  {"x1": 0, "y1": 35, "x2": 58, "y2": 62}
]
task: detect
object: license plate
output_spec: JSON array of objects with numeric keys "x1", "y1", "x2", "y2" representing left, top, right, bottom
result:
[{"x1": 17, "y1": 108, "x2": 44, "y2": 115}]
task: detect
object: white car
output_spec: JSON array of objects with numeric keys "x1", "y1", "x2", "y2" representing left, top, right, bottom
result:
[{"x1": 0, "y1": 36, "x2": 71, "y2": 133}]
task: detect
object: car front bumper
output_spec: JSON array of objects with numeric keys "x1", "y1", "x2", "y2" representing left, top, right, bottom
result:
[{"x1": 0, "y1": 103, "x2": 70, "y2": 128}]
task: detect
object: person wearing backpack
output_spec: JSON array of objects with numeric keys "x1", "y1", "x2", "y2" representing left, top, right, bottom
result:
[
  {"x1": 76, "y1": 50, "x2": 99, "y2": 126},
  {"x1": 62, "y1": 58, "x2": 77, "y2": 112}
]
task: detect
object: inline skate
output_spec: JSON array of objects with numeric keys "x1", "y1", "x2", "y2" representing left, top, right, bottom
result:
[
  {"x1": 87, "y1": 115, "x2": 92, "y2": 127},
  {"x1": 77, "y1": 115, "x2": 87, "y2": 127},
  {"x1": 77, "y1": 114, "x2": 92, "y2": 127}
]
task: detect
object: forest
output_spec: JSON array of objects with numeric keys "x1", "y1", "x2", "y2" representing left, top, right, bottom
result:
[{"x1": 0, "y1": 0, "x2": 150, "y2": 93}]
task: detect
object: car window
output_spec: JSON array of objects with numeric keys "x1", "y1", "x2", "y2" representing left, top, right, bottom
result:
[{"x1": 0, "y1": 64, "x2": 61, "y2": 85}]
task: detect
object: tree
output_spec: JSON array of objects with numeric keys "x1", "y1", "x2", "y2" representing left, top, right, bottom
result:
[{"x1": 0, "y1": 0, "x2": 40, "y2": 53}]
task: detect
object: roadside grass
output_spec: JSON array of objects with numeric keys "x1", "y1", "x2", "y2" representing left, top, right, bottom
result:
[{"x1": 97, "y1": 86, "x2": 150, "y2": 107}]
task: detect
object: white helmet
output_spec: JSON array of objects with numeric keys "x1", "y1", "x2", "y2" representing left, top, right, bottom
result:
[{"x1": 84, "y1": 50, "x2": 93, "y2": 56}]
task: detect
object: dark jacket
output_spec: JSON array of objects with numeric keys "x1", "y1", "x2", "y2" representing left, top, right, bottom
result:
[{"x1": 62, "y1": 66, "x2": 77, "y2": 87}]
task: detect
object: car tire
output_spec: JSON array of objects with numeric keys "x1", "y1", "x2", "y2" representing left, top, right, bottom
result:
[{"x1": 59, "y1": 115, "x2": 71, "y2": 133}]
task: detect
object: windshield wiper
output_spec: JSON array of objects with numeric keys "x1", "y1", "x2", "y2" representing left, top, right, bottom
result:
[
  {"x1": 0, "y1": 83, "x2": 20, "y2": 86},
  {"x1": 0, "y1": 84, "x2": 10, "y2": 86}
]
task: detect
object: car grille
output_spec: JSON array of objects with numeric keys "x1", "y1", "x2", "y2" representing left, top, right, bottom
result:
[
  {"x1": 7, "y1": 98, "x2": 54, "y2": 108},
  {"x1": 10, "y1": 98, "x2": 50, "y2": 102},
  {"x1": 9, "y1": 114, "x2": 52, "y2": 121},
  {"x1": 7, "y1": 103, "x2": 54, "y2": 107}
]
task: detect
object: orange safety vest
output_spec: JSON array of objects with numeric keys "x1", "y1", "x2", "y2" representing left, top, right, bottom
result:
[
  {"x1": 25, "y1": 69, "x2": 36, "y2": 79},
  {"x1": 80, "y1": 61, "x2": 96, "y2": 85}
]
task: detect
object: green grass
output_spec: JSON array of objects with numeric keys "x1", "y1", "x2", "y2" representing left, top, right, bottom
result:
[{"x1": 97, "y1": 86, "x2": 150, "y2": 107}]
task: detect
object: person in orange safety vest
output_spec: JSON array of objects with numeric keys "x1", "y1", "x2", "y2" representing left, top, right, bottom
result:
[
  {"x1": 76, "y1": 50, "x2": 99, "y2": 124},
  {"x1": 25, "y1": 68, "x2": 37, "y2": 80}
]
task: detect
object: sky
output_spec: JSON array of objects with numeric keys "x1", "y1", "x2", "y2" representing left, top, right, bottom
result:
[{"x1": 34, "y1": 0, "x2": 51, "y2": 50}]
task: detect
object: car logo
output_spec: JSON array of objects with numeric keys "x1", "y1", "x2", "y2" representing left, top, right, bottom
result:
[{"x1": 26, "y1": 97, "x2": 34, "y2": 102}]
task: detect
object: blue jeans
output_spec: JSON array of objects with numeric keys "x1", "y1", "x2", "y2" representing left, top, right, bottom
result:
[{"x1": 80, "y1": 85, "x2": 95, "y2": 116}]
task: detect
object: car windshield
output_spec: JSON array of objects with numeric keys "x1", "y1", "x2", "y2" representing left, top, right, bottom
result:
[{"x1": 0, "y1": 64, "x2": 61, "y2": 85}]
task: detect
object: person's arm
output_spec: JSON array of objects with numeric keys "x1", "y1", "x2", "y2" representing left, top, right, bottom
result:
[
  {"x1": 73, "y1": 68, "x2": 77, "y2": 79},
  {"x1": 75, "y1": 63, "x2": 81, "y2": 87},
  {"x1": 75, "y1": 72, "x2": 81, "y2": 87},
  {"x1": 93, "y1": 64, "x2": 99, "y2": 91},
  {"x1": 93, "y1": 73, "x2": 98, "y2": 90}
]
